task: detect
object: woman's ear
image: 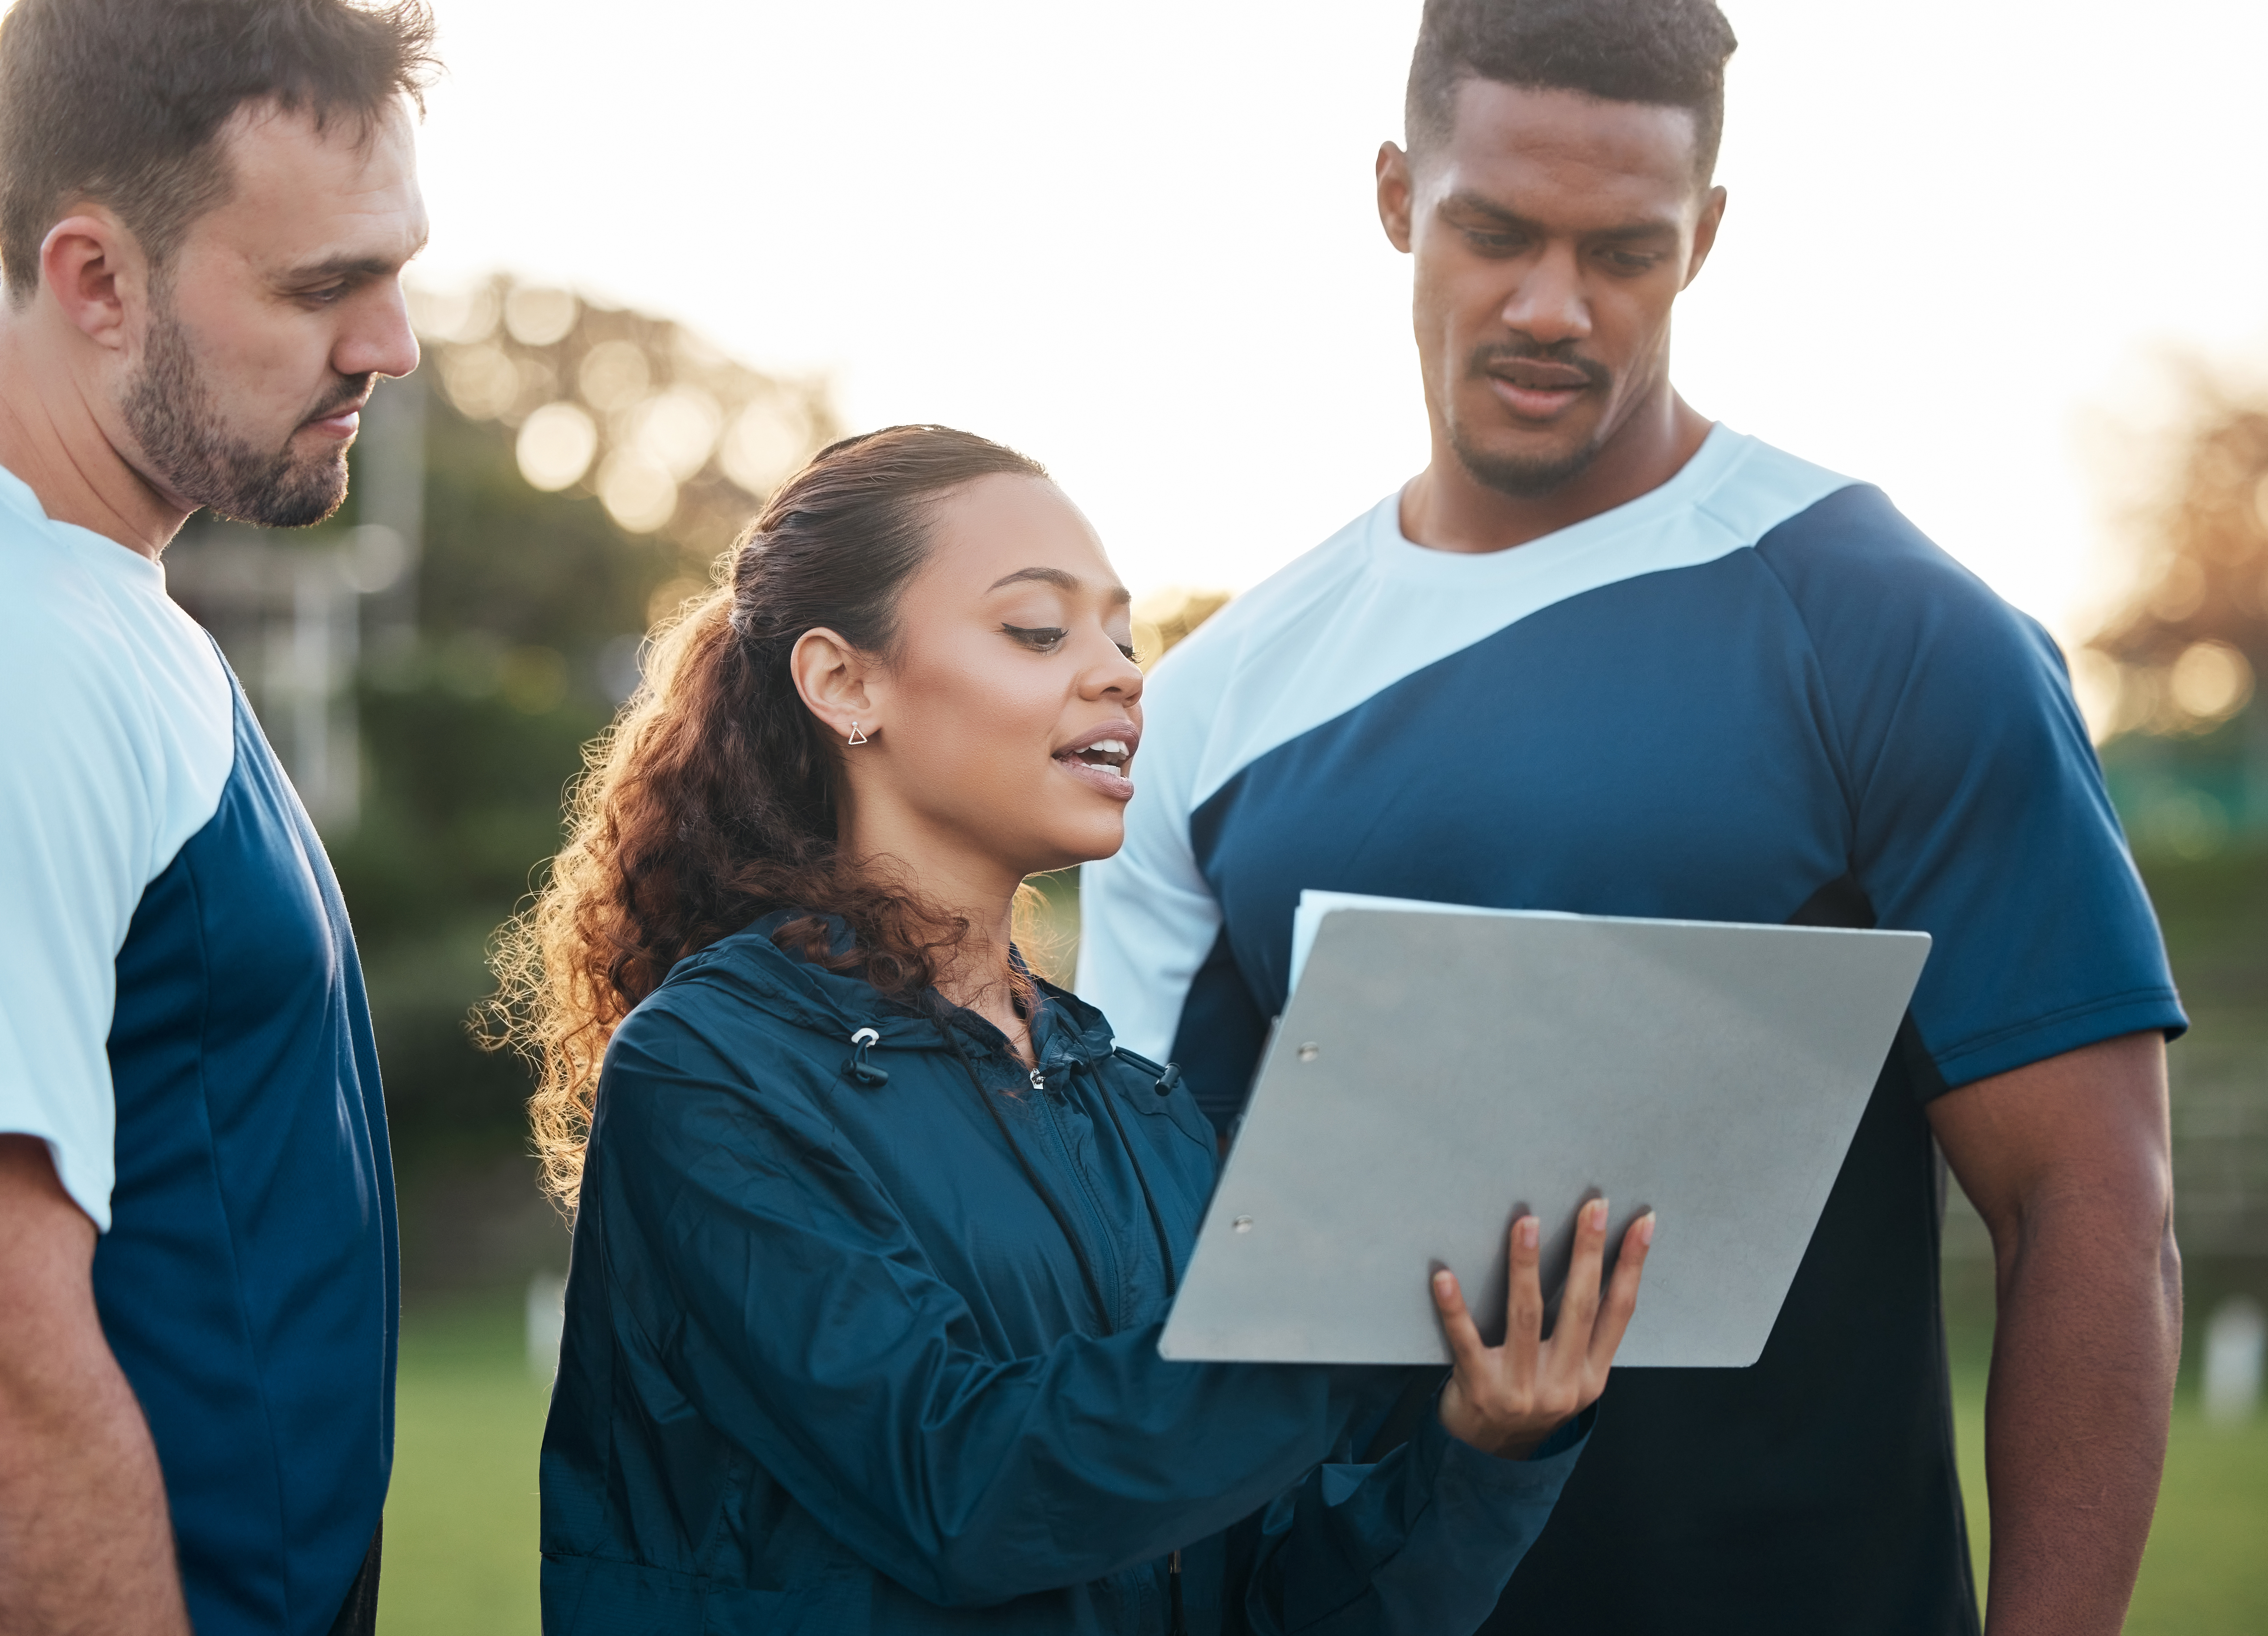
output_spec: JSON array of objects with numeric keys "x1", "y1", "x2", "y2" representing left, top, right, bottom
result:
[{"x1": 789, "y1": 627, "x2": 880, "y2": 743}]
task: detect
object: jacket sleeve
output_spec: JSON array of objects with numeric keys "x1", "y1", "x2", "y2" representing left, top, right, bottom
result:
[
  {"x1": 1225, "y1": 1391, "x2": 1590, "y2": 1635},
  {"x1": 589, "y1": 1001, "x2": 1580, "y2": 1614}
]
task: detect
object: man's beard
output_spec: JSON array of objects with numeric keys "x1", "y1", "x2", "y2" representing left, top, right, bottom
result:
[
  {"x1": 123, "y1": 301, "x2": 365, "y2": 529},
  {"x1": 1446, "y1": 341, "x2": 1613, "y2": 500}
]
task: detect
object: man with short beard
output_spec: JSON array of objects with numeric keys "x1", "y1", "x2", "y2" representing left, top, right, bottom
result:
[
  {"x1": 1081, "y1": 2, "x2": 2185, "y2": 1633},
  {"x1": 0, "y1": 4, "x2": 433, "y2": 1634}
]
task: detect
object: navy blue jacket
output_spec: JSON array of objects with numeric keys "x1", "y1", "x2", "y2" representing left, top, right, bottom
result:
[{"x1": 540, "y1": 915, "x2": 1586, "y2": 1633}]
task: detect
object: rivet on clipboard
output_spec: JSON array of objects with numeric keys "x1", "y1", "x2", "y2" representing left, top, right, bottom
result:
[
  {"x1": 1232, "y1": 1216, "x2": 1255, "y2": 1233},
  {"x1": 1296, "y1": 1043, "x2": 1320, "y2": 1062}
]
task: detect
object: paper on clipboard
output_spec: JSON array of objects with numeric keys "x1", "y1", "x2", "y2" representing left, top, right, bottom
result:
[
  {"x1": 1161, "y1": 895, "x2": 1931, "y2": 1368},
  {"x1": 1287, "y1": 890, "x2": 1579, "y2": 993}
]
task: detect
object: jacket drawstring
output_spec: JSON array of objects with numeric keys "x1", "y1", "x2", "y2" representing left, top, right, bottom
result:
[
  {"x1": 845, "y1": 1027, "x2": 890, "y2": 1086},
  {"x1": 1111, "y1": 1043, "x2": 1181, "y2": 1100}
]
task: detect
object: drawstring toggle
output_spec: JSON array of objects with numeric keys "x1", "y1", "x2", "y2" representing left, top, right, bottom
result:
[{"x1": 847, "y1": 1027, "x2": 889, "y2": 1087}]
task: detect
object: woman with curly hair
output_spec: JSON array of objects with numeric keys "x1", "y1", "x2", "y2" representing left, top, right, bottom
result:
[{"x1": 492, "y1": 424, "x2": 1654, "y2": 1634}]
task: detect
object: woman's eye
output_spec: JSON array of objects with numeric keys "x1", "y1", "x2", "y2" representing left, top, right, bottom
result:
[
  {"x1": 1116, "y1": 642, "x2": 1138, "y2": 662},
  {"x1": 1001, "y1": 623, "x2": 1069, "y2": 653}
]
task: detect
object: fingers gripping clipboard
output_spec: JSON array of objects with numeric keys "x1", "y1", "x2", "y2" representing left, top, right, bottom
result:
[{"x1": 1156, "y1": 894, "x2": 1930, "y2": 1368}]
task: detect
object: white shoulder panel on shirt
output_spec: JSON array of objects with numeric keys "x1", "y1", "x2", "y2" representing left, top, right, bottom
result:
[
  {"x1": 1145, "y1": 427, "x2": 1855, "y2": 810},
  {"x1": 0, "y1": 463, "x2": 233, "y2": 1227}
]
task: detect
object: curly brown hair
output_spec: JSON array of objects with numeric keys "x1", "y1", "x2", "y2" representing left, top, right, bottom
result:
[{"x1": 484, "y1": 425, "x2": 1051, "y2": 1213}]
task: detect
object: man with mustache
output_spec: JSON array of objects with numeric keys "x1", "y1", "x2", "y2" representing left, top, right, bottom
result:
[
  {"x1": 0, "y1": 3, "x2": 432, "y2": 1633},
  {"x1": 1080, "y1": 2, "x2": 2183, "y2": 1633}
]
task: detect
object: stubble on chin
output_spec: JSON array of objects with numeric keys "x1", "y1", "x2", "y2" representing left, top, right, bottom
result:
[
  {"x1": 122, "y1": 301, "x2": 354, "y2": 529},
  {"x1": 1446, "y1": 420, "x2": 1607, "y2": 500},
  {"x1": 1443, "y1": 354, "x2": 1616, "y2": 501}
]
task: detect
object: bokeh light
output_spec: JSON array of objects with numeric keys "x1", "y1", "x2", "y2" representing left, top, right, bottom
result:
[
  {"x1": 502, "y1": 285, "x2": 579, "y2": 348},
  {"x1": 719, "y1": 398, "x2": 812, "y2": 495},
  {"x1": 439, "y1": 342, "x2": 518, "y2": 421},
  {"x1": 515, "y1": 401, "x2": 600, "y2": 491},
  {"x1": 409, "y1": 273, "x2": 842, "y2": 563},
  {"x1": 2169, "y1": 640, "x2": 2255, "y2": 727},
  {"x1": 597, "y1": 447, "x2": 678, "y2": 534},
  {"x1": 632, "y1": 387, "x2": 724, "y2": 482},
  {"x1": 577, "y1": 340, "x2": 651, "y2": 413}
]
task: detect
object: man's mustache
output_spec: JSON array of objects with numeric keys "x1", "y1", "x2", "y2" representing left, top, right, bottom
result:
[
  {"x1": 303, "y1": 373, "x2": 377, "y2": 427},
  {"x1": 1465, "y1": 342, "x2": 1611, "y2": 390}
]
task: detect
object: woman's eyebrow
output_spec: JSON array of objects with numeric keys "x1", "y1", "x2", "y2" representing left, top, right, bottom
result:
[{"x1": 986, "y1": 566, "x2": 1131, "y2": 605}]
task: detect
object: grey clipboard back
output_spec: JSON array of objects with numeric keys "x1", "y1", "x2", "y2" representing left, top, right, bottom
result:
[{"x1": 1156, "y1": 894, "x2": 1930, "y2": 1368}]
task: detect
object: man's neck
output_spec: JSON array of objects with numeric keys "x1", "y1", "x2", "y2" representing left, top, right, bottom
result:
[
  {"x1": 0, "y1": 312, "x2": 186, "y2": 561},
  {"x1": 1400, "y1": 387, "x2": 1715, "y2": 557}
]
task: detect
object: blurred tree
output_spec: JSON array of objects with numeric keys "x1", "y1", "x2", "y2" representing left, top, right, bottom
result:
[
  {"x1": 2088, "y1": 372, "x2": 2267, "y2": 738},
  {"x1": 1131, "y1": 586, "x2": 1232, "y2": 671},
  {"x1": 2085, "y1": 368, "x2": 2268, "y2": 860},
  {"x1": 169, "y1": 281, "x2": 838, "y2": 1285},
  {"x1": 2077, "y1": 368, "x2": 2268, "y2": 1273}
]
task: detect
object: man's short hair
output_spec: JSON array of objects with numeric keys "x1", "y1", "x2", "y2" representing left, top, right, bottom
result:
[
  {"x1": 0, "y1": 0, "x2": 438, "y2": 301},
  {"x1": 1406, "y1": 0, "x2": 1739, "y2": 183}
]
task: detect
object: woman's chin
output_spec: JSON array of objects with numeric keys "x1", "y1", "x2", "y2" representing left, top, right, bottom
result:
[{"x1": 1013, "y1": 812, "x2": 1128, "y2": 876}]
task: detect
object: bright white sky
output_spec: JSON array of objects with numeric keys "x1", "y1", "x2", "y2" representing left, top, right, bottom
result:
[{"x1": 407, "y1": 0, "x2": 2268, "y2": 640}]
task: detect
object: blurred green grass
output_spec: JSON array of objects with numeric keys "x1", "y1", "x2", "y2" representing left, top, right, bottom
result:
[
  {"x1": 381, "y1": 1294, "x2": 2268, "y2": 1634},
  {"x1": 1949, "y1": 1361, "x2": 2268, "y2": 1633},
  {"x1": 378, "y1": 1300, "x2": 546, "y2": 1636}
]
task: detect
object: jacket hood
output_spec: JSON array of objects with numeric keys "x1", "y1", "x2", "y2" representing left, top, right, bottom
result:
[{"x1": 658, "y1": 910, "x2": 1117, "y2": 1062}]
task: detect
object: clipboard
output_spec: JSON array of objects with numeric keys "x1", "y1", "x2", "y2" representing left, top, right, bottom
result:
[{"x1": 1156, "y1": 894, "x2": 1931, "y2": 1368}]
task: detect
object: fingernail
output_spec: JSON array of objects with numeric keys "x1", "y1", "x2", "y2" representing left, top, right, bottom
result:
[
  {"x1": 1433, "y1": 1269, "x2": 1453, "y2": 1294},
  {"x1": 1638, "y1": 1213, "x2": 1656, "y2": 1247},
  {"x1": 1588, "y1": 1198, "x2": 1608, "y2": 1231},
  {"x1": 1517, "y1": 1217, "x2": 1539, "y2": 1250}
]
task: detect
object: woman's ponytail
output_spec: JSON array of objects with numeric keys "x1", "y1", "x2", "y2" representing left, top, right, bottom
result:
[{"x1": 485, "y1": 425, "x2": 1048, "y2": 1213}]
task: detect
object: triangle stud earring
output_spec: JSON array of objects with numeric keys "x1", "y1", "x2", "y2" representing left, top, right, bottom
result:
[{"x1": 846, "y1": 722, "x2": 869, "y2": 746}]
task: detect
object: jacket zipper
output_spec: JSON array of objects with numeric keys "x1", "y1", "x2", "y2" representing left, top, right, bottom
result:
[{"x1": 1026, "y1": 1058, "x2": 1127, "y2": 1331}]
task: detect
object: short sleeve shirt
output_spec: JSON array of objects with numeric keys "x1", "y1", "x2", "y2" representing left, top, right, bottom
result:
[
  {"x1": 1076, "y1": 426, "x2": 2184, "y2": 1634},
  {"x1": 0, "y1": 465, "x2": 232, "y2": 1225},
  {"x1": 0, "y1": 462, "x2": 397, "y2": 1636}
]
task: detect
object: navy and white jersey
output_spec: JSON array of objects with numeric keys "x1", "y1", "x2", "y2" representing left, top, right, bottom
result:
[
  {"x1": 0, "y1": 464, "x2": 396, "y2": 1636},
  {"x1": 1079, "y1": 426, "x2": 2184, "y2": 1634}
]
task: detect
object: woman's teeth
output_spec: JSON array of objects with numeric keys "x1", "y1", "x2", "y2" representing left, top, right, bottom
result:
[{"x1": 1067, "y1": 739, "x2": 1131, "y2": 769}]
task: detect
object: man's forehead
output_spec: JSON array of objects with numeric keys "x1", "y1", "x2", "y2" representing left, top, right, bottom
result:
[
  {"x1": 1431, "y1": 80, "x2": 1703, "y2": 206},
  {"x1": 192, "y1": 97, "x2": 425, "y2": 266}
]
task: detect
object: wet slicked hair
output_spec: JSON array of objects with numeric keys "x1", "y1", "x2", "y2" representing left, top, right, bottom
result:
[
  {"x1": 1406, "y1": 0, "x2": 1738, "y2": 183},
  {"x1": 0, "y1": 0, "x2": 439, "y2": 301}
]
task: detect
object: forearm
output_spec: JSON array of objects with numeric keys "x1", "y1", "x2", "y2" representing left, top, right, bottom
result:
[
  {"x1": 1980, "y1": 1196, "x2": 2180, "y2": 1636},
  {"x1": 0, "y1": 1136, "x2": 189, "y2": 1636},
  {"x1": 0, "y1": 1356, "x2": 189, "y2": 1636}
]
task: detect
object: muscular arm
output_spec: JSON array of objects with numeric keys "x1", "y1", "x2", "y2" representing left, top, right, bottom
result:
[
  {"x1": 0, "y1": 1136, "x2": 189, "y2": 1636},
  {"x1": 1926, "y1": 1031, "x2": 2180, "y2": 1636}
]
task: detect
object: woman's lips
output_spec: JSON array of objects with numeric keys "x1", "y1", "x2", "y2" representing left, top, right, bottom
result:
[
  {"x1": 1053, "y1": 752, "x2": 1135, "y2": 803},
  {"x1": 1053, "y1": 723, "x2": 1138, "y2": 802}
]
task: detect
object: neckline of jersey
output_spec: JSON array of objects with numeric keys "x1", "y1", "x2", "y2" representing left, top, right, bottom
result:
[
  {"x1": 0, "y1": 457, "x2": 169, "y2": 592},
  {"x1": 1367, "y1": 421, "x2": 1749, "y2": 586}
]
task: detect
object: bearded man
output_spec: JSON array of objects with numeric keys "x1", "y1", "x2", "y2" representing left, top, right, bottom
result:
[{"x1": 0, "y1": 3, "x2": 434, "y2": 1633}]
